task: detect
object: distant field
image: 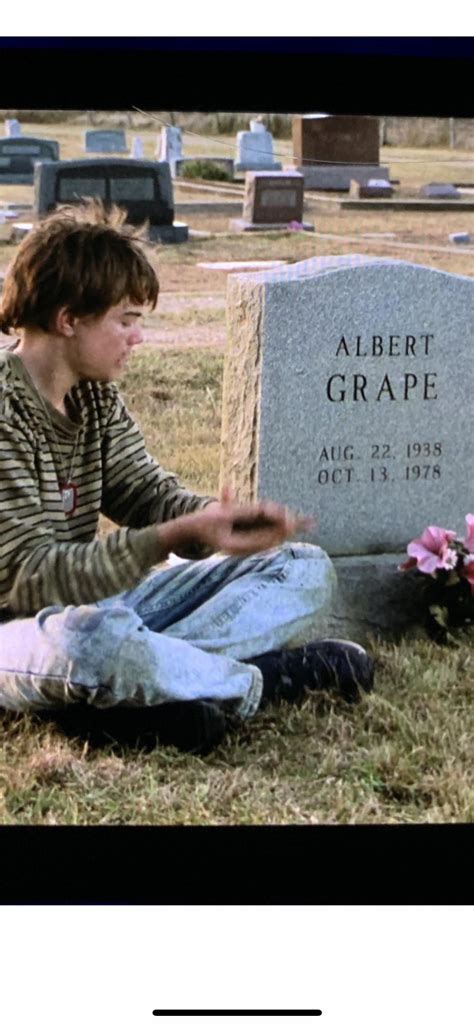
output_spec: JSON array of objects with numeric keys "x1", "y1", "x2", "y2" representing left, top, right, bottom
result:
[{"x1": 0, "y1": 118, "x2": 473, "y2": 281}]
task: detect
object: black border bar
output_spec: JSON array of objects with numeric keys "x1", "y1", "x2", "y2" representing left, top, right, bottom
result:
[
  {"x1": 152, "y1": 1013, "x2": 323, "y2": 1018},
  {"x1": 0, "y1": 824, "x2": 471, "y2": 903},
  {"x1": 0, "y1": 37, "x2": 473, "y2": 113}
]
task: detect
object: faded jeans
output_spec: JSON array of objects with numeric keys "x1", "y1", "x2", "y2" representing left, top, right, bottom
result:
[{"x1": 0, "y1": 542, "x2": 336, "y2": 719}]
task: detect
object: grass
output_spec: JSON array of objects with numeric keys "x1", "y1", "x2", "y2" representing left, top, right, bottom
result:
[{"x1": 0, "y1": 344, "x2": 472, "y2": 825}]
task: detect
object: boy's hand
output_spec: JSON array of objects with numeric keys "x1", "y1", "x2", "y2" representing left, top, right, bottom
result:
[{"x1": 158, "y1": 484, "x2": 314, "y2": 557}]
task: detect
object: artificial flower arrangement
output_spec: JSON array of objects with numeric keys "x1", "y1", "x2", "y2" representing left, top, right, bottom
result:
[{"x1": 399, "y1": 515, "x2": 474, "y2": 643}]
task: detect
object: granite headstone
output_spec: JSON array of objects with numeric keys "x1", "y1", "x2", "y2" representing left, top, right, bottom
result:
[
  {"x1": 294, "y1": 113, "x2": 380, "y2": 165},
  {"x1": 292, "y1": 113, "x2": 389, "y2": 191},
  {"x1": 157, "y1": 126, "x2": 183, "y2": 175},
  {"x1": 84, "y1": 130, "x2": 128, "y2": 154},
  {"x1": 449, "y1": 232, "x2": 471, "y2": 244},
  {"x1": 235, "y1": 119, "x2": 282, "y2": 173},
  {"x1": 130, "y1": 136, "x2": 144, "y2": 159},
  {"x1": 4, "y1": 119, "x2": 21, "y2": 137},
  {"x1": 34, "y1": 158, "x2": 188, "y2": 242},
  {"x1": 420, "y1": 183, "x2": 460, "y2": 199},
  {"x1": 349, "y1": 178, "x2": 394, "y2": 198},
  {"x1": 229, "y1": 170, "x2": 313, "y2": 233},
  {"x1": 0, "y1": 136, "x2": 59, "y2": 184},
  {"x1": 220, "y1": 254, "x2": 474, "y2": 639}
]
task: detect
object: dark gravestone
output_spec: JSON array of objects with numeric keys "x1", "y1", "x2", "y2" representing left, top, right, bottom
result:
[
  {"x1": 292, "y1": 114, "x2": 388, "y2": 191},
  {"x1": 243, "y1": 171, "x2": 304, "y2": 223},
  {"x1": 0, "y1": 137, "x2": 59, "y2": 184},
  {"x1": 293, "y1": 114, "x2": 380, "y2": 165},
  {"x1": 230, "y1": 171, "x2": 313, "y2": 233},
  {"x1": 84, "y1": 130, "x2": 128, "y2": 154},
  {"x1": 33, "y1": 159, "x2": 188, "y2": 243}
]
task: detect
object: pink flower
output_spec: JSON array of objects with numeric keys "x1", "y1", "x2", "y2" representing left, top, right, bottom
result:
[
  {"x1": 460, "y1": 555, "x2": 474, "y2": 593},
  {"x1": 288, "y1": 220, "x2": 303, "y2": 231},
  {"x1": 400, "y1": 525, "x2": 457, "y2": 575},
  {"x1": 463, "y1": 514, "x2": 474, "y2": 553}
]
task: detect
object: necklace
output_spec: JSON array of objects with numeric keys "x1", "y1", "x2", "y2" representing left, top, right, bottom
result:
[{"x1": 34, "y1": 388, "x2": 82, "y2": 516}]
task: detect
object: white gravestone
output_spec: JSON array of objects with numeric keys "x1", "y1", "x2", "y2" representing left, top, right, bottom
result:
[
  {"x1": 157, "y1": 126, "x2": 183, "y2": 175},
  {"x1": 235, "y1": 120, "x2": 282, "y2": 173},
  {"x1": 220, "y1": 254, "x2": 474, "y2": 640},
  {"x1": 4, "y1": 119, "x2": 21, "y2": 137},
  {"x1": 130, "y1": 136, "x2": 144, "y2": 159}
]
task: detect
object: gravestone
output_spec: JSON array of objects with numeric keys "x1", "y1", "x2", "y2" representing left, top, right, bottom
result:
[
  {"x1": 9, "y1": 222, "x2": 33, "y2": 243},
  {"x1": 420, "y1": 182, "x2": 460, "y2": 199},
  {"x1": 34, "y1": 159, "x2": 188, "y2": 243},
  {"x1": 130, "y1": 136, "x2": 144, "y2": 159},
  {"x1": 292, "y1": 114, "x2": 389, "y2": 191},
  {"x1": 229, "y1": 171, "x2": 313, "y2": 232},
  {"x1": 235, "y1": 119, "x2": 282, "y2": 173},
  {"x1": 349, "y1": 178, "x2": 394, "y2": 198},
  {"x1": 220, "y1": 254, "x2": 474, "y2": 641},
  {"x1": 157, "y1": 126, "x2": 183, "y2": 175},
  {"x1": 449, "y1": 231, "x2": 470, "y2": 244},
  {"x1": 0, "y1": 136, "x2": 59, "y2": 184},
  {"x1": 0, "y1": 210, "x2": 12, "y2": 242},
  {"x1": 4, "y1": 119, "x2": 21, "y2": 137},
  {"x1": 84, "y1": 129, "x2": 128, "y2": 154}
]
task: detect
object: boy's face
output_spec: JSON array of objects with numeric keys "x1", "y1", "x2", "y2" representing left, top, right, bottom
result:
[{"x1": 68, "y1": 299, "x2": 145, "y2": 382}]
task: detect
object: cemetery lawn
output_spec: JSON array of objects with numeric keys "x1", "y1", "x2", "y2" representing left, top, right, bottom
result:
[{"x1": 0, "y1": 344, "x2": 472, "y2": 826}]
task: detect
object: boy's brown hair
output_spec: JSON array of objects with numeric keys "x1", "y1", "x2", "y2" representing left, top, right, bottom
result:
[{"x1": 0, "y1": 200, "x2": 159, "y2": 335}]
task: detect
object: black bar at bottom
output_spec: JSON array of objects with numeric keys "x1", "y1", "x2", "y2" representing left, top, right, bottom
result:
[{"x1": 152, "y1": 1014, "x2": 323, "y2": 1018}]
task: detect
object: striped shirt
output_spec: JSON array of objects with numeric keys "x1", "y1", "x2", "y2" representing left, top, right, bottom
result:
[{"x1": 0, "y1": 346, "x2": 214, "y2": 616}]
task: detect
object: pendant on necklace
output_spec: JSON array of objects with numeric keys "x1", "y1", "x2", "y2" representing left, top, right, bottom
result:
[{"x1": 59, "y1": 481, "x2": 78, "y2": 515}]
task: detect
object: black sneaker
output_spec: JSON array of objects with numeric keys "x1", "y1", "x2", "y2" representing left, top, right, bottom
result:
[
  {"x1": 38, "y1": 699, "x2": 227, "y2": 755},
  {"x1": 151, "y1": 699, "x2": 227, "y2": 754},
  {"x1": 248, "y1": 639, "x2": 374, "y2": 705}
]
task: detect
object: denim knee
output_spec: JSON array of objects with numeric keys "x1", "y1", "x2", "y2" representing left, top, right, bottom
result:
[
  {"x1": 36, "y1": 602, "x2": 146, "y2": 686},
  {"x1": 277, "y1": 542, "x2": 337, "y2": 617}
]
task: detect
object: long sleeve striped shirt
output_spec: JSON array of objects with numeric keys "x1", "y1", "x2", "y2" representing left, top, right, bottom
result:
[{"x1": 0, "y1": 347, "x2": 214, "y2": 616}]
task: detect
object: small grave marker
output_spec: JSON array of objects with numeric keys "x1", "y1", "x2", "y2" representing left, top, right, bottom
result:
[
  {"x1": 420, "y1": 183, "x2": 460, "y2": 199},
  {"x1": 349, "y1": 178, "x2": 394, "y2": 198}
]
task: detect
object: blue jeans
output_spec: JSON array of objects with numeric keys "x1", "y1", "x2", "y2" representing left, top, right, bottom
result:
[{"x1": 0, "y1": 543, "x2": 336, "y2": 719}]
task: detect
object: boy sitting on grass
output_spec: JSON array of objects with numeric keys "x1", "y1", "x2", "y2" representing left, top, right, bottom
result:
[{"x1": 0, "y1": 202, "x2": 374, "y2": 754}]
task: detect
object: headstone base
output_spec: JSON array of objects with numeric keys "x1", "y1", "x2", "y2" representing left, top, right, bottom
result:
[
  {"x1": 293, "y1": 164, "x2": 390, "y2": 191},
  {"x1": 0, "y1": 174, "x2": 35, "y2": 185},
  {"x1": 0, "y1": 202, "x2": 33, "y2": 212},
  {"x1": 148, "y1": 221, "x2": 189, "y2": 243},
  {"x1": 316, "y1": 553, "x2": 425, "y2": 645},
  {"x1": 229, "y1": 218, "x2": 314, "y2": 233}
]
